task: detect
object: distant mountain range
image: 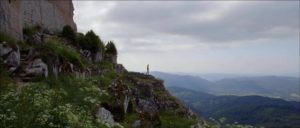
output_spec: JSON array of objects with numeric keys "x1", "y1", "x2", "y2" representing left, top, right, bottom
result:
[
  {"x1": 152, "y1": 71, "x2": 300, "y2": 101},
  {"x1": 168, "y1": 86, "x2": 300, "y2": 128}
]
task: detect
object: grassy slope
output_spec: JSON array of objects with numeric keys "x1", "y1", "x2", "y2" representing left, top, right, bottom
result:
[{"x1": 0, "y1": 32, "x2": 200, "y2": 128}]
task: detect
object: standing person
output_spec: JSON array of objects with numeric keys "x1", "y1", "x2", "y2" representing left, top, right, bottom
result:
[{"x1": 147, "y1": 64, "x2": 149, "y2": 75}]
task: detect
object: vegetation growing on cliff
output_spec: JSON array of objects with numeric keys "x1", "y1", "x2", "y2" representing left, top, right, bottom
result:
[
  {"x1": 81, "y1": 30, "x2": 104, "y2": 54},
  {"x1": 62, "y1": 25, "x2": 76, "y2": 42},
  {"x1": 0, "y1": 29, "x2": 204, "y2": 128},
  {"x1": 0, "y1": 32, "x2": 16, "y2": 45},
  {"x1": 105, "y1": 41, "x2": 117, "y2": 56}
]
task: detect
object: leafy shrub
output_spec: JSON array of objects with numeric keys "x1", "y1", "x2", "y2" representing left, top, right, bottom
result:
[
  {"x1": 62, "y1": 25, "x2": 76, "y2": 43},
  {"x1": 76, "y1": 32, "x2": 85, "y2": 46},
  {"x1": 79, "y1": 30, "x2": 104, "y2": 53},
  {"x1": 97, "y1": 61, "x2": 117, "y2": 79},
  {"x1": 105, "y1": 41, "x2": 117, "y2": 56},
  {"x1": 23, "y1": 26, "x2": 38, "y2": 36},
  {"x1": 0, "y1": 32, "x2": 16, "y2": 44}
]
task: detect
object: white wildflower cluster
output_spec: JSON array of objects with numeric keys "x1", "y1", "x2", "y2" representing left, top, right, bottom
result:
[
  {"x1": 33, "y1": 89, "x2": 56, "y2": 108},
  {"x1": 100, "y1": 89, "x2": 109, "y2": 96},
  {"x1": 0, "y1": 90, "x2": 18, "y2": 127},
  {"x1": 83, "y1": 96, "x2": 98, "y2": 104},
  {"x1": 0, "y1": 77, "x2": 108, "y2": 128},
  {"x1": 33, "y1": 103, "x2": 99, "y2": 128},
  {"x1": 0, "y1": 109, "x2": 17, "y2": 126}
]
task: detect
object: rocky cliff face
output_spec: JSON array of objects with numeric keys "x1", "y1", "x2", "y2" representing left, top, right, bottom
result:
[{"x1": 0, "y1": 0, "x2": 76, "y2": 40}]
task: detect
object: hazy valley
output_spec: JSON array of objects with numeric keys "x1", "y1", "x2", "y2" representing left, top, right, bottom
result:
[{"x1": 153, "y1": 72, "x2": 300, "y2": 127}]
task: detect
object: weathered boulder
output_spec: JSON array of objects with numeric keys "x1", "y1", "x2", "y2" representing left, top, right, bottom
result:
[
  {"x1": 0, "y1": 42, "x2": 12, "y2": 57},
  {"x1": 96, "y1": 107, "x2": 123, "y2": 128},
  {"x1": 132, "y1": 120, "x2": 141, "y2": 128},
  {"x1": 96, "y1": 107, "x2": 115, "y2": 127},
  {"x1": 25, "y1": 58, "x2": 48, "y2": 77},
  {"x1": 0, "y1": 42, "x2": 20, "y2": 71}
]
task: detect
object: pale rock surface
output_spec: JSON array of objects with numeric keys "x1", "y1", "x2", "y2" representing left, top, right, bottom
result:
[
  {"x1": 0, "y1": 0, "x2": 76, "y2": 40},
  {"x1": 132, "y1": 120, "x2": 141, "y2": 128},
  {"x1": 0, "y1": 42, "x2": 20, "y2": 71},
  {"x1": 123, "y1": 95, "x2": 130, "y2": 113},
  {"x1": 0, "y1": 42, "x2": 13, "y2": 57},
  {"x1": 96, "y1": 107, "x2": 123, "y2": 128},
  {"x1": 93, "y1": 52, "x2": 103, "y2": 62},
  {"x1": 25, "y1": 58, "x2": 48, "y2": 77}
]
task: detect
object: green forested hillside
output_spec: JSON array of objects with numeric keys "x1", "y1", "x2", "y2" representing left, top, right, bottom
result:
[
  {"x1": 168, "y1": 86, "x2": 300, "y2": 128},
  {"x1": 152, "y1": 72, "x2": 300, "y2": 101}
]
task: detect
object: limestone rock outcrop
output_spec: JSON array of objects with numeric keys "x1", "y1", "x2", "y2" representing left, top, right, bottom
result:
[
  {"x1": 24, "y1": 58, "x2": 48, "y2": 78},
  {"x1": 0, "y1": 0, "x2": 76, "y2": 40},
  {"x1": 93, "y1": 51, "x2": 103, "y2": 62},
  {"x1": 96, "y1": 107, "x2": 123, "y2": 128},
  {"x1": 101, "y1": 72, "x2": 204, "y2": 127},
  {"x1": 0, "y1": 41, "x2": 20, "y2": 72}
]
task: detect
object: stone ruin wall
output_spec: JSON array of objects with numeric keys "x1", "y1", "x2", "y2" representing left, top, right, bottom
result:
[{"x1": 0, "y1": 0, "x2": 76, "y2": 40}]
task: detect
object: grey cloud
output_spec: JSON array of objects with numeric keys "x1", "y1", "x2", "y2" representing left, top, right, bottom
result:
[
  {"x1": 100, "y1": 1, "x2": 299, "y2": 42},
  {"x1": 73, "y1": 1, "x2": 299, "y2": 76},
  {"x1": 74, "y1": 1, "x2": 299, "y2": 53}
]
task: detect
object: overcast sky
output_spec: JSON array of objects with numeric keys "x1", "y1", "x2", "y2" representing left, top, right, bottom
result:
[{"x1": 73, "y1": 1, "x2": 299, "y2": 77}]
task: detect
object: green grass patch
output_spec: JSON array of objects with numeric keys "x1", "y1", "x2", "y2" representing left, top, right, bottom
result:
[
  {"x1": 160, "y1": 112, "x2": 197, "y2": 128},
  {"x1": 36, "y1": 38, "x2": 86, "y2": 68},
  {"x1": 0, "y1": 65, "x2": 15, "y2": 90},
  {"x1": 96, "y1": 61, "x2": 118, "y2": 79},
  {"x1": 121, "y1": 113, "x2": 139, "y2": 128},
  {"x1": 23, "y1": 26, "x2": 38, "y2": 36},
  {"x1": 0, "y1": 32, "x2": 17, "y2": 45},
  {"x1": 62, "y1": 25, "x2": 76, "y2": 43}
]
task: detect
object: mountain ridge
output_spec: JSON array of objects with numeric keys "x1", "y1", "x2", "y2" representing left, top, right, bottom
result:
[{"x1": 152, "y1": 71, "x2": 300, "y2": 101}]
